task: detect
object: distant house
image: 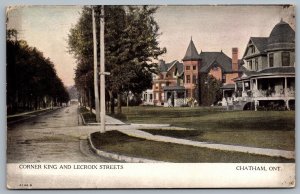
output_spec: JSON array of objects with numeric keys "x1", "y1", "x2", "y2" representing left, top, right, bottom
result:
[
  {"x1": 142, "y1": 39, "x2": 244, "y2": 107},
  {"x1": 232, "y1": 19, "x2": 295, "y2": 110}
]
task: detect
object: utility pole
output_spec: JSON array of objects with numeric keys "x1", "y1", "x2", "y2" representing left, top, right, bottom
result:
[
  {"x1": 99, "y1": 5, "x2": 107, "y2": 133},
  {"x1": 92, "y1": 7, "x2": 100, "y2": 122}
]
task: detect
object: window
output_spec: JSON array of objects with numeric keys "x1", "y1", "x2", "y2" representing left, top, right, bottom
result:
[
  {"x1": 269, "y1": 53, "x2": 274, "y2": 67},
  {"x1": 186, "y1": 66, "x2": 190, "y2": 70},
  {"x1": 248, "y1": 60, "x2": 252, "y2": 70},
  {"x1": 255, "y1": 58, "x2": 258, "y2": 71},
  {"x1": 192, "y1": 75, "x2": 197, "y2": 84},
  {"x1": 193, "y1": 65, "x2": 196, "y2": 70},
  {"x1": 282, "y1": 52, "x2": 290, "y2": 66},
  {"x1": 251, "y1": 46, "x2": 255, "y2": 53},
  {"x1": 222, "y1": 74, "x2": 226, "y2": 83},
  {"x1": 186, "y1": 75, "x2": 191, "y2": 83},
  {"x1": 213, "y1": 66, "x2": 218, "y2": 71}
]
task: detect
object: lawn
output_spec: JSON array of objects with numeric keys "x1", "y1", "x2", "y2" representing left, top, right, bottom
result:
[
  {"x1": 90, "y1": 131, "x2": 294, "y2": 163},
  {"x1": 79, "y1": 107, "x2": 96, "y2": 123},
  {"x1": 114, "y1": 106, "x2": 295, "y2": 150}
]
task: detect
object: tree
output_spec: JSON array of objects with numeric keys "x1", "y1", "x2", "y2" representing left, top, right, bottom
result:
[
  {"x1": 68, "y1": 6, "x2": 166, "y2": 114},
  {"x1": 7, "y1": 36, "x2": 69, "y2": 114},
  {"x1": 199, "y1": 75, "x2": 223, "y2": 106}
]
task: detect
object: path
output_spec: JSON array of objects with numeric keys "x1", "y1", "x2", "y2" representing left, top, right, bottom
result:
[{"x1": 7, "y1": 104, "x2": 116, "y2": 163}]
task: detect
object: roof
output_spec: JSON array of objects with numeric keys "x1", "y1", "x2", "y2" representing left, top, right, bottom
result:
[
  {"x1": 258, "y1": 66, "x2": 295, "y2": 74},
  {"x1": 163, "y1": 86, "x2": 186, "y2": 91},
  {"x1": 182, "y1": 39, "x2": 200, "y2": 61},
  {"x1": 220, "y1": 84, "x2": 235, "y2": 89},
  {"x1": 199, "y1": 51, "x2": 243, "y2": 73},
  {"x1": 250, "y1": 37, "x2": 268, "y2": 53},
  {"x1": 176, "y1": 61, "x2": 184, "y2": 75},
  {"x1": 236, "y1": 66, "x2": 295, "y2": 81},
  {"x1": 267, "y1": 20, "x2": 295, "y2": 51},
  {"x1": 158, "y1": 60, "x2": 184, "y2": 75},
  {"x1": 158, "y1": 60, "x2": 176, "y2": 72}
]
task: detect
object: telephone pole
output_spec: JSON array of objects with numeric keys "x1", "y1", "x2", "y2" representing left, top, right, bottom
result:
[
  {"x1": 92, "y1": 7, "x2": 100, "y2": 122},
  {"x1": 99, "y1": 5, "x2": 106, "y2": 133}
]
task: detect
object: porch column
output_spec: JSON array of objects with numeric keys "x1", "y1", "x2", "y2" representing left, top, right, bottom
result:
[
  {"x1": 254, "y1": 100, "x2": 259, "y2": 111},
  {"x1": 234, "y1": 83, "x2": 237, "y2": 91},
  {"x1": 284, "y1": 77, "x2": 287, "y2": 97},
  {"x1": 174, "y1": 91, "x2": 178, "y2": 107},
  {"x1": 255, "y1": 79, "x2": 258, "y2": 90},
  {"x1": 242, "y1": 81, "x2": 245, "y2": 92},
  {"x1": 164, "y1": 91, "x2": 167, "y2": 103},
  {"x1": 285, "y1": 100, "x2": 290, "y2": 110}
]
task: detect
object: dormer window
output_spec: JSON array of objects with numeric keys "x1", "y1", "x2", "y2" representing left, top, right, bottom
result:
[{"x1": 251, "y1": 46, "x2": 255, "y2": 53}]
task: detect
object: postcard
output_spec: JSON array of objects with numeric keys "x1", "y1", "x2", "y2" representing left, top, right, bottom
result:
[{"x1": 6, "y1": 4, "x2": 295, "y2": 189}]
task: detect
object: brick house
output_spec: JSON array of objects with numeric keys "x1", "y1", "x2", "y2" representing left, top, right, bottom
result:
[{"x1": 142, "y1": 39, "x2": 244, "y2": 106}]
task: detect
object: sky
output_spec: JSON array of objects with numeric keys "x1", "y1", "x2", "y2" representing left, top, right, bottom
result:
[{"x1": 6, "y1": 5, "x2": 295, "y2": 87}]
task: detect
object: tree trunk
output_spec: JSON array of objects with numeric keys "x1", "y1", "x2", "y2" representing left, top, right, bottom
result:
[
  {"x1": 88, "y1": 88, "x2": 92, "y2": 114},
  {"x1": 109, "y1": 90, "x2": 115, "y2": 115},
  {"x1": 117, "y1": 93, "x2": 122, "y2": 114}
]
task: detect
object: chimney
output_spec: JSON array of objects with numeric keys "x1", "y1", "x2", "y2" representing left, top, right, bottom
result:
[{"x1": 232, "y1": 48, "x2": 238, "y2": 71}]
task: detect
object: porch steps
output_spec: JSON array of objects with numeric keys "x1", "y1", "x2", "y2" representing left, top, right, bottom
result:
[{"x1": 233, "y1": 101, "x2": 252, "y2": 111}]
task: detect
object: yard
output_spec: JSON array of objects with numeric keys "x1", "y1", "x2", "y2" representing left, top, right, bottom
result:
[
  {"x1": 90, "y1": 131, "x2": 294, "y2": 163},
  {"x1": 114, "y1": 106, "x2": 295, "y2": 151}
]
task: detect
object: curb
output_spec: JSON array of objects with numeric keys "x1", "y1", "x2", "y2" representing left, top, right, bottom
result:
[
  {"x1": 79, "y1": 113, "x2": 87, "y2": 125},
  {"x1": 87, "y1": 134, "x2": 165, "y2": 163},
  {"x1": 7, "y1": 107, "x2": 61, "y2": 125}
]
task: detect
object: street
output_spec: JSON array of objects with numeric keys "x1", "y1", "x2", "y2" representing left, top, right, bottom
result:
[{"x1": 7, "y1": 104, "x2": 115, "y2": 163}]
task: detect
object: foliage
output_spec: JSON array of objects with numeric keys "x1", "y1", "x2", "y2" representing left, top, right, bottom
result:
[
  {"x1": 199, "y1": 74, "x2": 223, "y2": 106},
  {"x1": 68, "y1": 6, "x2": 166, "y2": 114},
  {"x1": 6, "y1": 38, "x2": 69, "y2": 114}
]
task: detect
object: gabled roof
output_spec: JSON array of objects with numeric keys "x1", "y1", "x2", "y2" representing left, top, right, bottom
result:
[
  {"x1": 242, "y1": 37, "x2": 268, "y2": 58},
  {"x1": 250, "y1": 37, "x2": 268, "y2": 53},
  {"x1": 158, "y1": 60, "x2": 183, "y2": 75},
  {"x1": 158, "y1": 60, "x2": 176, "y2": 72},
  {"x1": 182, "y1": 39, "x2": 200, "y2": 61},
  {"x1": 199, "y1": 51, "x2": 241, "y2": 73}
]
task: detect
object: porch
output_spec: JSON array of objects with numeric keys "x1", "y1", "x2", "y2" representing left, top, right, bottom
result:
[
  {"x1": 235, "y1": 75, "x2": 295, "y2": 110},
  {"x1": 163, "y1": 86, "x2": 186, "y2": 107}
]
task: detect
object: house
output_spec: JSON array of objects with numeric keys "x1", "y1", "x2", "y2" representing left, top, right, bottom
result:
[
  {"x1": 142, "y1": 38, "x2": 244, "y2": 107},
  {"x1": 232, "y1": 19, "x2": 295, "y2": 110}
]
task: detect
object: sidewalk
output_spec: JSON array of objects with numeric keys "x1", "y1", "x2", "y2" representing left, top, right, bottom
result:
[
  {"x1": 117, "y1": 128, "x2": 294, "y2": 159},
  {"x1": 85, "y1": 107, "x2": 125, "y2": 125}
]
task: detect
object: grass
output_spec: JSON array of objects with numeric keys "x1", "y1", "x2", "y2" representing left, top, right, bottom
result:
[
  {"x1": 114, "y1": 106, "x2": 295, "y2": 151},
  {"x1": 141, "y1": 129, "x2": 295, "y2": 151},
  {"x1": 90, "y1": 131, "x2": 294, "y2": 163},
  {"x1": 79, "y1": 107, "x2": 96, "y2": 123},
  {"x1": 117, "y1": 106, "x2": 295, "y2": 131}
]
